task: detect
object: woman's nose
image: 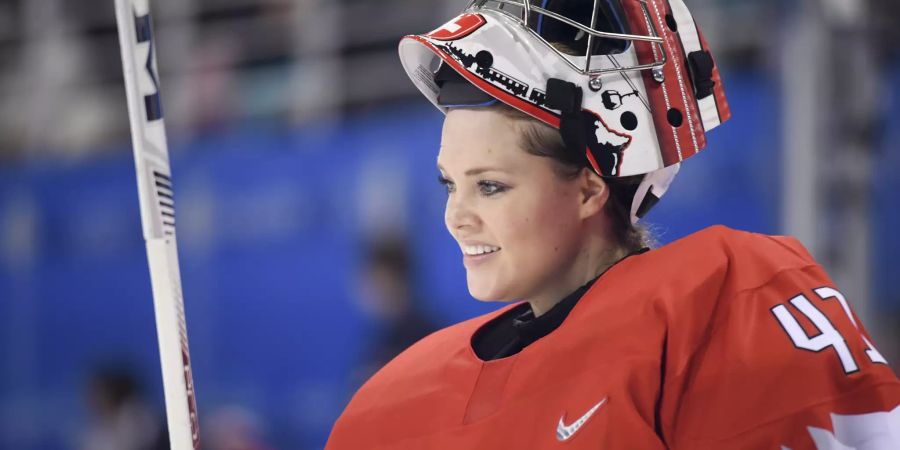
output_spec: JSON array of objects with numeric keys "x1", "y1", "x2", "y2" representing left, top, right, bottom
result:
[{"x1": 445, "y1": 195, "x2": 478, "y2": 231}]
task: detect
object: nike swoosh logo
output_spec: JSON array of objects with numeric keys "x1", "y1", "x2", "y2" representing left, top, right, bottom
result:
[{"x1": 556, "y1": 397, "x2": 607, "y2": 442}]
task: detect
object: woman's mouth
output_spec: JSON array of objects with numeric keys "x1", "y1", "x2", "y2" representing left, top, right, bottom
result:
[{"x1": 462, "y1": 245, "x2": 501, "y2": 266}]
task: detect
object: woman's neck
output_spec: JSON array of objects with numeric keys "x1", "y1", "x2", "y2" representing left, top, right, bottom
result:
[{"x1": 527, "y1": 240, "x2": 627, "y2": 317}]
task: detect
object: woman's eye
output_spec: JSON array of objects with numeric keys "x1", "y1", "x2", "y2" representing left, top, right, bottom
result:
[
  {"x1": 438, "y1": 175, "x2": 455, "y2": 193},
  {"x1": 478, "y1": 180, "x2": 507, "y2": 196}
]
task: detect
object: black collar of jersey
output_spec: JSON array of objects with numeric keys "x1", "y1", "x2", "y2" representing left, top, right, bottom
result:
[{"x1": 471, "y1": 248, "x2": 649, "y2": 361}]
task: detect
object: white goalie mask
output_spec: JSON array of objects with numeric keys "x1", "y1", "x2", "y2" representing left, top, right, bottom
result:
[{"x1": 399, "y1": 0, "x2": 731, "y2": 222}]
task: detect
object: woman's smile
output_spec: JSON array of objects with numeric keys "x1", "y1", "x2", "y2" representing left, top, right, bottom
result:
[{"x1": 463, "y1": 248, "x2": 501, "y2": 267}]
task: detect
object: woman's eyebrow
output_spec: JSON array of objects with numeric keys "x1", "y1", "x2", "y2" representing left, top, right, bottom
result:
[
  {"x1": 464, "y1": 167, "x2": 510, "y2": 176},
  {"x1": 436, "y1": 164, "x2": 510, "y2": 176}
]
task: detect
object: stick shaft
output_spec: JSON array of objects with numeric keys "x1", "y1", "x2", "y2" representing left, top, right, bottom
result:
[{"x1": 114, "y1": 0, "x2": 200, "y2": 448}]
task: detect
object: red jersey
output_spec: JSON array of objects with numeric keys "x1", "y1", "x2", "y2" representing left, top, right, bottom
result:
[{"x1": 326, "y1": 226, "x2": 900, "y2": 449}]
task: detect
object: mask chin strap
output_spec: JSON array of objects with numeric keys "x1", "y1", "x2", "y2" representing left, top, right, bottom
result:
[
  {"x1": 544, "y1": 78, "x2": 594, "y2": 170},
  {"x1": 630, "y1": 163, "x2": 679, "y2": 224}
]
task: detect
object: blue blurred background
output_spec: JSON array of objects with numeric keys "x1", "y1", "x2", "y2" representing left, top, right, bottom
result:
[{"x1": 0, "y1": 0, "x2": 898, "y2": 449}]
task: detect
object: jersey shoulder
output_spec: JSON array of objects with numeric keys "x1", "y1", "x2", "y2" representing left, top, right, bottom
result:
[
  {"x1": 641, "y1": 224, "x2": 819, "y2": 290},
  {"x1": 575, "y1": 225, "x2": 830, "y2": 354},
  {"x1": 664, "y1": 224, "x2": 815, "y2": 265},
  {"x1": 648, "y1": 228, "x2": 900, "y2": 446},
  {"x1": 560, "y1": 225, "x2": 821, "y2": 329}
]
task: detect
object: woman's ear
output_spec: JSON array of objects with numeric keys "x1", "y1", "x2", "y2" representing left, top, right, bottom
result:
[{"x1": 578, "y1": 169, "x2": 609, "y2": 220}]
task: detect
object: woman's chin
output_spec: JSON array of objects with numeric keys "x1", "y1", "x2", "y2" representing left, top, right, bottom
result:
[
  {"x1": 466, "y1": 281, "x2": 511, "y2": 303},
  {"x1": 470, "y1": 293, "x2": 510, "y2": 303}
]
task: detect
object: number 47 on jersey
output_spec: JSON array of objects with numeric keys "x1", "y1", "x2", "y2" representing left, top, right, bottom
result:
[{"x1": 772, "y1": 287, "x2": 888, "y2": 375}]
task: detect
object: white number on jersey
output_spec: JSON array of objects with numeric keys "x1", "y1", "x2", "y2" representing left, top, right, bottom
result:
[
  {"x1": 771, "y1": 288, "x2": 887, "y2": 375},
  {"x1": 813, "y1": 287, "x2": 887, "y2": 365}
]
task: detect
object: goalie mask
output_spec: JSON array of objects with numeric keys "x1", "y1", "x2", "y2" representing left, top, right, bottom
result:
[{"x1": 399, "y1": 0, "x2": 731, "y2": 222}]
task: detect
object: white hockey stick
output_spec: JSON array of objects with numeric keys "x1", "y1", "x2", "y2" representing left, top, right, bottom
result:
[{"x1": 114, "y1": 0, "x2": 200, "y2": 448}]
